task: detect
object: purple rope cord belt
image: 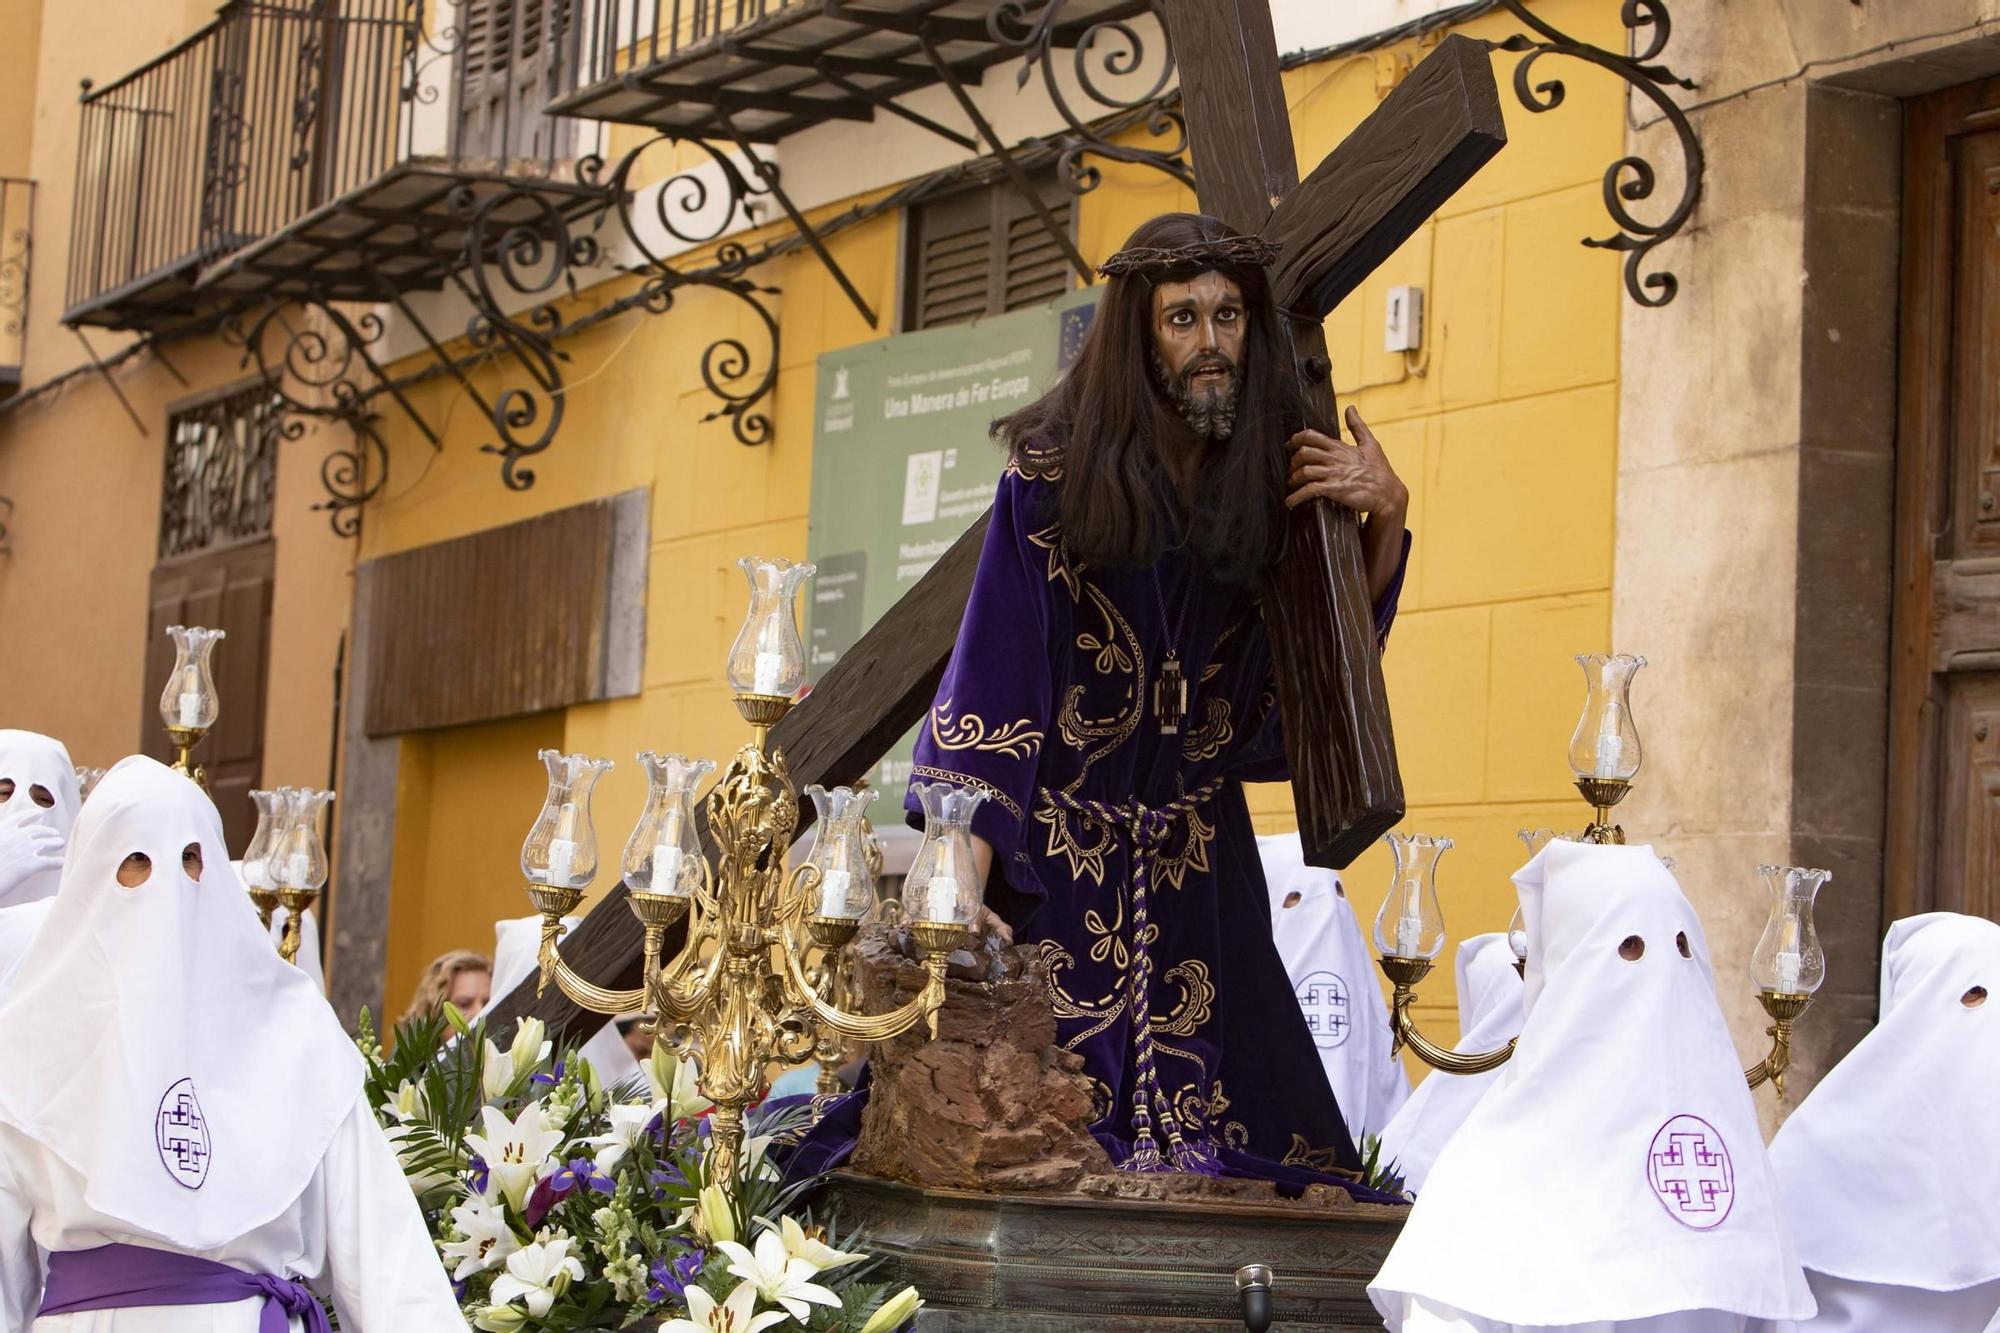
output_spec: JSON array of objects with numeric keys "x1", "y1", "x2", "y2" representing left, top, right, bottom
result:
[
  {"x1": 40, "y1": 1243, "x2": 329, "y2": 1333},
  {"x1": 1041, "y1": 779, "x2": 1224, "y2": 1175}
]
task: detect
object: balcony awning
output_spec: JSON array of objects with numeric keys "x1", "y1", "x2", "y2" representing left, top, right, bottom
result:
[
  {"x1": 193, "y1": 161, "x2": 610, "y2": 306},
  {"x1": 550, "y1": 0, "x2": 1153, "y2": 142}
]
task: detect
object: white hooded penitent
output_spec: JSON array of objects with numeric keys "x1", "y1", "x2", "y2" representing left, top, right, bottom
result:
[
  {"x1": 1376, "y1": 931, "x2": 1523, "y2": 1196},
  {"x1": 1764, "y1": 911, "x2": 2000, "y2": 1332},
  {"x1": 0, "y1": 756, "x2": 462, "y2": 1329},
  {"x1": 1259, "y1": 832, "x2": 1409, "y2": 1141},
  {"x1": 1370, "y1": 841, "x2": 1815, "y2": 1331}
]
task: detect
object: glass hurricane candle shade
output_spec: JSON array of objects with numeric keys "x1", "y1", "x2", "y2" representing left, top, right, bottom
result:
[
  {"x1": 623, "y1": 752, "x2": 714, "y2": 896},
  {"x1": 522, "y1": 751, "x2": 614, "y2": 890},
  {"x1": 908, "y1": 781, "x2": 988, "y2": 927},
  {"x1": 725, "y1": 557, "x2": 815, "y2": 699},
  {"x1": 1507, "y1": 905, "x2": 1530, "y2": 963},
  {"x1": 241, "y1": 788, "x2": 291, "y2": 891},
  {"x1": 1568, "y1": 653, "x2": 1646, "y2": 784},
  {"x1": 74, "y1": 767, "x2": 107, "y2": 802},
  {"x1": 1750, "y1": 865, "x2": 1830, "y2": 996},
  {"x1": 271, "y1": 788, "x2": 334, "y2": 893},
  {"x1": 1373, "y1": 832, "x2": 1451, "y2": 961},
  {"x1": 159, "y1": 625, "x2": 225, "y2": 733},
  {"x1": 804, "y1": 784, "x2": 879, "y2": 920}
]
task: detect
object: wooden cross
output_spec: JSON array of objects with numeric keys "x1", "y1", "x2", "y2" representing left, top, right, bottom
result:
[{"x1": 486, "y1": 24, "x2": 1506, "y2": 1047}]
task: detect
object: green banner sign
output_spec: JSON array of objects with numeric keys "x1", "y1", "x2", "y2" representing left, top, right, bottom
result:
[{"x1": 808, "y1": 288, "x2": 1098, "y2": 795}]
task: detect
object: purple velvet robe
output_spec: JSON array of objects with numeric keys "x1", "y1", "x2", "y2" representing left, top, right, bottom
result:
[{"x1": 789, "y1": 452, "x2": 1407, "y2": 1193}]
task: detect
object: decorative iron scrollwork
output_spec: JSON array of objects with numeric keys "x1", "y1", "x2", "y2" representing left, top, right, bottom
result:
[
  {"x1": 446, "y1": 174, "x2": 604, "y2": 490},
  {"x1": 1491, "y1": 0, "x2": 1703, "y2": 307},
  {"x1": 226, "y1": 300, "x2": 424, "y2": 538},
  {"x1": 988, "y1": 0, "x2": 1193, "y2": 197},
  {"x1": 606, "y1": 137, "x2": 781, "y2": 448}
]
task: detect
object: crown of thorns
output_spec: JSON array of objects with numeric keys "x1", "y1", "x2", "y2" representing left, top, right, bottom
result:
[{"x1": 1095, "y1": 235, "x2": 1280, "y2": 278}]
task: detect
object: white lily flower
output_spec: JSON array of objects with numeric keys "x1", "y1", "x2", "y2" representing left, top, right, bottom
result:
[
  {"x1": 470, "y1": 1304, "x2": 528, "y2": 1333},
  {"x1": 483, "y1": 1016, "x2": 552, "y2": 1099},
  {"x1": 695, "y1": 1183, "x2": 736, "y2": 1245},
  {"x1": 859, "y1": 1285, "x2": 925, "y2": 1333},
  {"x1": 463, "y1": 1102, "x2": 565, "y2": 1211},
  {"x1": 440, "y1": 1196, "x2": 522, "y2": 1279},
  {"x1": 584, "y1": 1101, "x2": 656, "y2": 1174},
  {"x1": 717, "y1": 1229, "x2": 842, "y2": 1322},
  {"x1": 777, "y1": 1214, "x2": 866, "y2": 1271},
  {"x1": 487, "y1": 1233, "x2": 585, "y2": 1318},
  {"x1": 647, "y1": 1045, "x2": 712, "y2": 1123},
  {"x1": 382, "y1": 1078, "x2": 426, "y2": 1123},
  {"x1": 658, "y1": 1279, "x2": 790, "y2": 1333},
  {"x1": 740, "y1": 1132, "x2": 781, "y2": 1183}
]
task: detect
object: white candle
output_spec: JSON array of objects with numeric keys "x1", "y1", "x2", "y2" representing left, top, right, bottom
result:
[
  {"x1": 1396, "y1": 910, "x2": 1423, "y2": 958},
  {"x1": 1593, "y1": 697, "x2": 1625, "y2": 779},
  {"x1": 925, "y1": 874, "x2": 960, "y2": 925},
  {"x1": 1776, "y1": 950, "x2": 1801, "y2": 993},
  {"x1": 753, "y1": 650, "x2": 785, "y2": 695},
  {"x1": 178, "y1": 691, "x2": 203, "y2": 727},
  {"x1": 1774, "y1": 915, "x2": 1802, "y2": 992},
  {"x1": 283, "y1": 852, "x2": 310, "y2": 888},
  {"x1": 653, "y1": 843, "x2": 683, "y2": 893},
  {"x1": 819, "y1": 867, "x2": 853, "y2": 917},
  {"x1": 242, "y1": 857, "x2": 266, "y2": 888},
  {"x1": 547, "y1": 838, "x2": 576, "y2": 885}
]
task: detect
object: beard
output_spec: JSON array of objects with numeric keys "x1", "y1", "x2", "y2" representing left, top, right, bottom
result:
[{"x1": 1153, "y1": 349, "x2": 1241, "y2": 441}]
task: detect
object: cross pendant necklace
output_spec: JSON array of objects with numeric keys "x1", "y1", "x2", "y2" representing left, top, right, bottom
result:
[{"x1": 1151, "y1": 565, "x2": 1196, "y2": 736}]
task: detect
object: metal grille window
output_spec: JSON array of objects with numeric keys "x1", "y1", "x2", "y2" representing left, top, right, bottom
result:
[
  {"x1": 903, "y1": 174, "x2": 1074, "y2": 331},
  {"x1": 160, "y1": 384, "x2": 282, "y2": 559}
]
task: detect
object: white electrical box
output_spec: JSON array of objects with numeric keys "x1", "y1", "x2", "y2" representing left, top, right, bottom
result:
[{"x1": 1384, "y1": 285, "x2": 1423, "y2": 353}]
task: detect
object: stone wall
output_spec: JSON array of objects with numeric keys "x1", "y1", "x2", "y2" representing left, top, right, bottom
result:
[{"x1": 1614, "y1": 1, "x2": 2000, "y2": 1117}]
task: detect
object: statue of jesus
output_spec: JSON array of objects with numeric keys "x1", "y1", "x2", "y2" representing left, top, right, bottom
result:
[{"x1": 893, "y1": 211, "x2": 1412, "y2": 1182}]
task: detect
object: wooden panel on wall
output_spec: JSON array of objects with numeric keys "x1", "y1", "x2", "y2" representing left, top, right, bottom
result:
[{"x1": 360, "y1": 491, "x2": 647, "y2": 736}]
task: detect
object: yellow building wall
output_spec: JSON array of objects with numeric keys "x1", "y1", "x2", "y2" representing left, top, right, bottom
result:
[
  {"x1": 0, "y1": 2, "x2": 359, "y2": 828},
  {"x1": 356, "y1": 0, "x2": 1625, "y2": 1048}
]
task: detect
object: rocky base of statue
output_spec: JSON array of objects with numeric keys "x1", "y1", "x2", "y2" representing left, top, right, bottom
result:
[
  {"x1": 847, "y1": 924, "x2": 1361, "y2": 1213},
  {"x1": 823, "y1": 925, "x2": 1406, "y2": 1329},
  {"x1": 847, "y1": 923, "x2": 1114, "y2": 1192}
]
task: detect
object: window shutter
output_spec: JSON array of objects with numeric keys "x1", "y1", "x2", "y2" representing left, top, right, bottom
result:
[
  {"x1": 905, "y1": 171, "x2": 1072, "y2": 331},
  {"x1": 1001, "y1": 195, "x2": 1073, "y2": 313}
]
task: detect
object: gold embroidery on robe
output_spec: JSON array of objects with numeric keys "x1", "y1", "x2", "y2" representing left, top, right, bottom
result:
[
  {"x1": 1283, "y1": 1134, "x2": 1364, "y2": 1181},
  {"x1": 928, "y1": 698, "x2": 1044, "y2": 761},
  {"x1": 1180, "y1": 698, "x2": 1234, "y2": 763}
]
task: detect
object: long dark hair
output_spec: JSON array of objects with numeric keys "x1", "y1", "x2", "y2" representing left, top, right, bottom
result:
[{"x1": 995, "y1": 212, "x2": 1301, "y2": 584}]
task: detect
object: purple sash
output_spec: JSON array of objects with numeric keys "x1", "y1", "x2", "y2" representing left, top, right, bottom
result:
[{"x1": 39, "y1": 1243, "x2": 330, "y2": 1333}]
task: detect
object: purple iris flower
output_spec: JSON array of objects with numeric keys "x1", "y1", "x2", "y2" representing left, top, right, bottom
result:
[
  {"x1": 521, "y1": 1156, "x2": 613, "y2": 1228},
  {"x1": 466, "y1": 1155, "x2": 490, "y2": 1195},
  {"x1": 553, "y1": 1156, "x2": 615, "y2": 1197},
  {"x1": 530, "y1": 1059, "x2": 566, "y2": 1088},
  {"x1": 646, "y1": 1249, "x2": 704, "y2": 1303}
]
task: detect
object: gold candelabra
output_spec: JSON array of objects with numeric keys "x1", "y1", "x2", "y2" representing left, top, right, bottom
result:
[
  {"x1": 166, "y1": 725, "x2": 211, "y2": 791},
  {"x1": 1372, "y1": 657, "x2": 1828, "y2": 1101},
  {"x1": 524, "y1": 556, "x2": 976, "y2": 1184}
]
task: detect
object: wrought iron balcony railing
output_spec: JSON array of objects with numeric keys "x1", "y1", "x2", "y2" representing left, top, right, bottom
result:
[
  {"x1": 65, "y1": 20, "x2": 233, "y2": 330},
  {"x1": 64, "y1": 0, "x2": 606, "y2": 331},
  {"x1": 0, "y1": 177, "x2": 31, "y2": 394}
]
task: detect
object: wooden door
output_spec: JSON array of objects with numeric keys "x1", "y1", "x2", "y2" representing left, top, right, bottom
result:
[
  {"x1": 1888, "y1": 77, "x2": 2000, "y2": 922},
  {"x1": 139, "y1": 540, "x2": 276, "y2": 855}
]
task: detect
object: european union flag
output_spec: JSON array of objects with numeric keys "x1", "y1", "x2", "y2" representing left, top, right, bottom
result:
[{"x1": 1058, "y1": 303, "x2": 1097, "y2": 371}]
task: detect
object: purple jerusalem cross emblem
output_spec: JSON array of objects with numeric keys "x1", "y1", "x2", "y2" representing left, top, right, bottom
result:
[
  {"x1": 155, "y1": 1077, "x2": 211, "y2": 1190},
  {"x1": 1646, "y1": 1113, "x2": 1733, "y2": 1229},
  {"x1": 1297, "y1": 971, "x2": 1352, "y2": 1050}
]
